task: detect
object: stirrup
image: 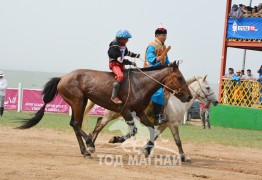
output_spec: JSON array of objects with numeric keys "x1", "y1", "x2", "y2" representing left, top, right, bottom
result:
[{"x1": 156, "y1": 114, "x2": 167, "y2": 125}]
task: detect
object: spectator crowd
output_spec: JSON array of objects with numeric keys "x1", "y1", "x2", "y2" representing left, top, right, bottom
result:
[
  {"x1": 222, "y1": 65, "x2": 262, "y2": 108},
  {"x1": 223, "y1": 65, "x2": 261, "y2": 82},
  {"x1": 230, "y1": 3, "x2": 262, "y2": 18}
]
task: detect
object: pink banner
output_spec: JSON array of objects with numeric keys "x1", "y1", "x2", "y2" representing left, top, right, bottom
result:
[
  {"x1": 22, "y1": 89, "x2": 70, "y2": 113},
  {"x1": 90, "y1": 104, "x2": 105, "y2": 116},
  {"x1": 4, "y1": 88, "x2": 105, "y2": 115},
  {"x1": 4, "y1": 89, "x2": 18, "y2": 110}
]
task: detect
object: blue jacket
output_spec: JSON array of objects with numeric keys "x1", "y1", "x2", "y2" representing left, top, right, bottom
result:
[
  {"x1": 146, "y1": 45, "x2": 170, "y2": 105},
  {"x1": 232, "y1": 74, "x2": 241, "y2": 81},
  {"x1": 146, "y1": 46, "x2": 170, "y2": 67}
]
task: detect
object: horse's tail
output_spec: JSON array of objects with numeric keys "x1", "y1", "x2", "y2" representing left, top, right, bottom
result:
[{"x1": 18, "y1": 77, "x2": 61, "y2": 129}]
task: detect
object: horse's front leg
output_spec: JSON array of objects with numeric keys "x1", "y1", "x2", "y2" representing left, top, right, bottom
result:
[
  {"x1": 91, "y1": 110, "x2": 121, "y2": 143},
  {"x1": 169, "y1": 124, "x2": 191, "y2": 163},
  {"x1": 109, "y1": 110, "x2": 138, "y2": 143},
  {"x1": 137, "y1": 112, "x2": 155, "y2": 158},
  {"x1": 154, "y1": 123, "x2": 168, "y2": 140}
]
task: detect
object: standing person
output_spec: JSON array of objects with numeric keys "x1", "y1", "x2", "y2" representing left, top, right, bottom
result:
[
  {"x1": 222, "y1": 68, "x2": 235, "y2": 104},
  {"x1": 242, "y1": 69, "x2": 256, "y2": 107},
  {"x1": 252, "y1": 6, "x2": 258, "y2": 14},
  {"x1": 144, "y1": 26, "x2": 171, "y2": 125},
  {"x1": 254, "y1": 3, "x2": 262, "y2": 15},
  {"x1": 200, "y1": 101, "x2": 211, "y2": 129},
  {"x1": 232, "y1": 70, "x2": 243, "y2": 105},
  {"x1": 229, "y1": 4, "x2": 243, "y2": 18},
  {"x1": 108, "y1": 29, "x2": 140, "y2": 104},
  {"x1": 241, "y1": 69, "x2": 245, "y2": 76},
  {"x1": 242, "y1": 5, "x2": 251, "y2": 14},
  {"x1": 242, "y1": 69, "x2": 256, "y2": 81},
  {"x1": 232, "y1": 70, "x2": 242, "y2": 82},
  {"x1": 0, "y1": 71, "x2": 8, "y2": 116},
  {"x1": 223, "y1": 68, "x2": 235, "y2": 79}
]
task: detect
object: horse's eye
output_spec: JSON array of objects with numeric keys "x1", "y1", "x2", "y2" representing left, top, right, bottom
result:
[
  {"x1": 206, "y1": 87, "x2": 210, "y2": 90},
  {"x1": 178, "y1": 76, "x2": 183, "y2": 81}
]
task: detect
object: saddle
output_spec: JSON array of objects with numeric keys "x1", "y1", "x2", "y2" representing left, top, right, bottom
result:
[{"x1": 144, "y1": 94, "x2": 170, "y2": 126}]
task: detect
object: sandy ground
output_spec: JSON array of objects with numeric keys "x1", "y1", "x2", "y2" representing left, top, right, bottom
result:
[{"x1": 0, "y1": 126, "x2": 262, "y2": 180}]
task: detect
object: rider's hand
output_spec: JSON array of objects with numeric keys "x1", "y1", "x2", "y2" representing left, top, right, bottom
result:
[
  {"x1": 135, "y1": 54, "x2": 140, "y2": 58},
  {"x1": 157, "y1": 56, "x2": 163, "y2": 62},
  {"x1": 131, "y1": 62, "x2": 137, "y2": 67}
]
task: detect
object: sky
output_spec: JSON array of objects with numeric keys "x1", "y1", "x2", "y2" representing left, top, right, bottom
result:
[{"x1": 0, "y1": 0, "x2": 261, "y2": 84}]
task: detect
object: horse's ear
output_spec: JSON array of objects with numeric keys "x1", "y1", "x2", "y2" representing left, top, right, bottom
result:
[
  {"x1": 172, "y1": 61, "x2": 178, "y2": 69},
  {"x1": 203, "y1": 74, "x2": 208, "y2": 82}
]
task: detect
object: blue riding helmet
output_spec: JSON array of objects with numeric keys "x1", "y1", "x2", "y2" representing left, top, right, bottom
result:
[{"x1": 116, "y1": 30, "x2": 132, "y2": 39}]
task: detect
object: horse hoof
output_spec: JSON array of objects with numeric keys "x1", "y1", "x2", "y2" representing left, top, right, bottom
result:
[
  {"x1": 185, "y1": 158, "x2": 192, "y2": 163},
  {"x1": 181, "y1": 156, "x2": 192, "y2": 163},
  {"x1": 109, "y1": 136, "x2": 118, "y2": 143},
  {"x1": 142, "y1": 149, "x2": 149, "y2": 158},
  {"x1": 88, "y1": 147, "x2": 95, "y2": 153},
  {"x1": 83, "y1": 152, "x2": 92, "y2": 159}
]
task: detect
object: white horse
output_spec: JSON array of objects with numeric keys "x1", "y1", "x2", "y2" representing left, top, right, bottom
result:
[{"x1": 84, "y1": 75, "x2": 218, "y2": 162}]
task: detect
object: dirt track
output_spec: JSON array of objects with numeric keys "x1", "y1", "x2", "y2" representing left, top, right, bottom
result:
[{"x1": 0, "y1": 126, "x2": 262, "y2": 180}]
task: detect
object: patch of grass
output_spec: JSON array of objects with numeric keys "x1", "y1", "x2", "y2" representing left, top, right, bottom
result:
[
  {"x1": 1, "y1": 111, "x2": 262, "y2": 149},
  {"x1": 178, "y1": 124, "x2": 262, "y2": 148}
]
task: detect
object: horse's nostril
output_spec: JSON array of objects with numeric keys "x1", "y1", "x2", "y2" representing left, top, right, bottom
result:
[{"x1": 188, "y1": 96, "x2": 193, "y2": 100}]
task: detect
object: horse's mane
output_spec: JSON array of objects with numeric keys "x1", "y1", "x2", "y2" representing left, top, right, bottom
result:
[
  {"x1": 127, "y1": 64, "x2": 169, "y2": 72},
  {"x1": 186, "y1": 76, "x2": 205, "y2": 85},
  {"x1": 186, "y1": 77, "x2": 197, "y2": 85}
]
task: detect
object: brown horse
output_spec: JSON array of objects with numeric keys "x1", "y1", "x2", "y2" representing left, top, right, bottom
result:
[{"x1": 18, "y1": 61, "x2": 192, "y2": 158}]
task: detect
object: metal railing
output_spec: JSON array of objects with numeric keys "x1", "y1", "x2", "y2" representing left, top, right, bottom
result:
[{"x1": 220, "y1": 79, "x2": 262, "y2": 108}]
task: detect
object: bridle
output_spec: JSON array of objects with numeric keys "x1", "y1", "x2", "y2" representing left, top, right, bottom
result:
[
  {"x1": 189, "y1": 76, "x2": 214, "y2": 100},
  {"x1": 164, "y1": 68, "x2": 188, "y2": 95}
]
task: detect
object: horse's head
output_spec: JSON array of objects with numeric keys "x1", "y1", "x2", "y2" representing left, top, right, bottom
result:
[
  {"x1": 189, "y1": 75, "x2": 218, "y2": 106},
  {"x1": 165, "y1": 61, "x2": 192, "y2": 102}
]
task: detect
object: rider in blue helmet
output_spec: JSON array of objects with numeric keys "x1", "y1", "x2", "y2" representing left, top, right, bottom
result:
[
  {"x1": 108, "y1": 29, "x2": 140, "y2": 104},
  {"x1": 116, "y1": 29, "x2": 132, "y2": 39}
]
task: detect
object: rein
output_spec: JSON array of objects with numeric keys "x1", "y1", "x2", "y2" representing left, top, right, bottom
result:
[
  {"x1": 134, "y1": 58, "x2": 185, "y2": 95},
  {"x1": 135, "y1": 67, "x2": 181, "y2": 96},
  {"x1": 118, "y1": 58, "x2": 186, "y2": 113}
]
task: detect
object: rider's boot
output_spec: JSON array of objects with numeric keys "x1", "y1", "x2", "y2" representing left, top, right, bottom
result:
[
  {"x1": 111, "y1": 80, "x2": 122, "y2": 104},
  {"x1": 153, "y1": 102, "x2": 167, "y2": 125}
]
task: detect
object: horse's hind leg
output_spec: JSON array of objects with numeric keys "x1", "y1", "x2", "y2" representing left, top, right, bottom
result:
[
  {"x1": 70, "y1": 99, "x2": 95, "y2": 157},
  {"x1": 70, "y1": 114, "x2": 89, "y2": 156}
]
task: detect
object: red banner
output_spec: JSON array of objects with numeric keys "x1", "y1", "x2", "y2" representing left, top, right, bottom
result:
[
  {"x1": 22, "y1": 89, "x2": 70, "y2": 113},
  {"x1": 4, "y1": 89, "x2": 18, "y2": 110}
]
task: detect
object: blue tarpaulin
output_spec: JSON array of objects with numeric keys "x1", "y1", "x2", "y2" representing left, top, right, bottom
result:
[{"x1": 227, "y1": 18, "x2": 262, "y2": 40}]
